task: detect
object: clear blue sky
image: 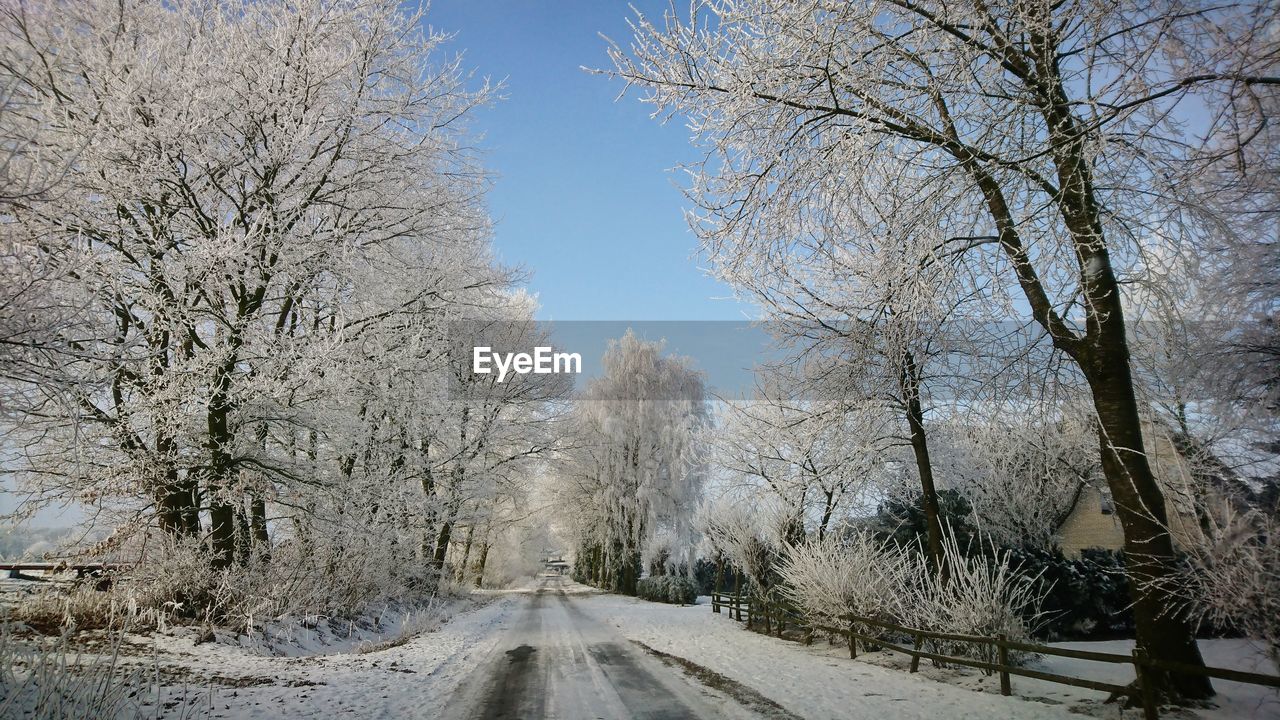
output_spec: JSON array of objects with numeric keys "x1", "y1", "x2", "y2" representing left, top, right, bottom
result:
[{"x1": 425, "y1": 1, "x2": 750, "y2": 321}]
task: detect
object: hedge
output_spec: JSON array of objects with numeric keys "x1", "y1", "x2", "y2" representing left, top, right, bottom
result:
[{"x1": 636, "y1": 575, "x2": 697, "y2": 605}]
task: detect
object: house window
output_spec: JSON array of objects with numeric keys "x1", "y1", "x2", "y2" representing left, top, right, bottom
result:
[{"x1": 1099, "y1": 492, "x2": 1115, "y2": 515}]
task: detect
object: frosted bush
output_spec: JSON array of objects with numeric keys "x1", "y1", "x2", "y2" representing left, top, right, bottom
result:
[
  {"x1": 697, "y1": 497, "x2": 787, "y2": 601},
  {"x1": 776, "y1": 524, "x2": 1046, "y2": 665},
  {"x1": 1179, "y1": 505, "x2": 1279, "y2": 669},
  {"x1": 123, "y1": 537, "x2": 222, "y2": 621},
  {"x1": 779, "y1": 532, "x2": 919, "y2": 633},
  {"x1": 642, "y1": 531, "x2": 679, "y2": 576},
  {"x1": 636, "y1": 575, "x2": 697, "y2": 605},
  {"x1": 901, "y1": 529, "x2": 1048, "y2": 665},
  {"x1": 16, "y1": 521, "x2": 447, "y2": 639}
]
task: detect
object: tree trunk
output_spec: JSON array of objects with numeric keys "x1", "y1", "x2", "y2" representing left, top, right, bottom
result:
[
  {"x1": 250, "y1": 493, "x2": 269, "y2": 560},
  {"x1": 900, "y1": 351, "x2": 947, "y2": 582},
  {"x1": 1082, "y1": 320, "x2": 1213, "y2": 700},
  {"x1": 208, "y1": 501, "x2": 236, "y2": 569},
  {"x1": 233, "y1": 500, "x2": 251, "y2": 566},
  {"x1": 206, "y1": 389, "x2": 236, "y2": 569},
  {"x1": 1019, "y1": 12, "x2": 1213, "y2": 696},
  {"x1": 432, "y1": 519, "x2": 452, "y2": 572},
  {"x1": 456, "y1": 525, "x2": 474, "y2": 585},
  {"x1": 155, "y1": 433, "x2": 193, "y2": 536},
  {"x1": 473, "y1": 542, "x2": 490, "y2": 588}
]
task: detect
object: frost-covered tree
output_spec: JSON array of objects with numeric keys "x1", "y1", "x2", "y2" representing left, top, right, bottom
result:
[
  {"x1": 606, "y1": 0, "x2": 1280, "y2": 696},
  {"x1": 418, "y1": 303, "x2": 572, "y2": 574},
  {"x1": 713, "y1": 378, "x2": 885, "y2": 543},
  {"x1": 0, "y1": 0, "x2": 545, "y2": 622},
  {"x1": 931, "y1": 406, "x2": 1100, "y2": 550},
  {"x1": 556, "y1": 331, "x2": 708, "y2": 595}
]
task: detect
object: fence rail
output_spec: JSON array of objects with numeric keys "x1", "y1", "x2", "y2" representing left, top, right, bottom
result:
[
  {"x1": 0, "y1": 562, "x2": 131, "y2": 580},
  {"x1": 709, "y1": 591, "x2": 1279, "y2": 720}
]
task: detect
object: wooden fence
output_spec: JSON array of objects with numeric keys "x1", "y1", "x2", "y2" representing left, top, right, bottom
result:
[
  {"x1": 709, "y1": 592, "x2": 1280, "y2": 720},
  {"x1": 709, "y1": 591, "x2": 749, "y2": 622}
]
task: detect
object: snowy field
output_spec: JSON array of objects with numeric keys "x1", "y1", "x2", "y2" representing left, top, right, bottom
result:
[{"x1": 13, "y1": 575, "x2": 1262, "y2": 719}]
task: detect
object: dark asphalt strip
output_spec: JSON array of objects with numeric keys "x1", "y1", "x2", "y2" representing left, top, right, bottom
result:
[
  {"x1": 583, "y1": 641, "x2": 701, "y2": 720},
  {"x1": 472, "y1": 591, "x2": 547, "y2": 719}
]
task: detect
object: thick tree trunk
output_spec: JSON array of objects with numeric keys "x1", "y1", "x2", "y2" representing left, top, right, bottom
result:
[
  {"x1": 155, "y1": 433, "x2": 194, "y2": 536},
  {"x1": 208, "y1": 501, "x2": 236, "y2": 569},
  {"x1": 180, "y1": 478, "x2": 201, "y2": 538},
  {"x1": 204, "y1": 289, "x2": 265, "y2": 570},
  {"x1": 1082, "y1": 309, "x2": 1213, "y2": 700},
  {"x1": 206, "y1": 391, "x2": 237, "y2": 569},
  {"x1": 233, "y1": 500, "x2": 251, "y2": 566},
  {"x1": 625, "y1": 547, "x2": 641, "y2": 595}
]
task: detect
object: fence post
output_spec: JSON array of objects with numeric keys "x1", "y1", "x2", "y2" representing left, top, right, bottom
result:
[
  {"x1": 1133, "y1": 648, "x2": 1159, "y2": 720},
  {"x1": 712, "y1": 592, "x2": 720, "y2": 614},
  {"x1": 733, "y1": 575, "x2": 743, "y2": 623},
  {"x1": 997, "y1": 634, "x2": 1011, "y2": 697},
  {"x1": 848, "y1": 618, "x2": 857, "y2": 659},
  {"x1": 909, "y1": 632, "x2": 924, "y2": 673}
]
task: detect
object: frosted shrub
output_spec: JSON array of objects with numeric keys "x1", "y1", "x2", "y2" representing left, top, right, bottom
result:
[
  {"x1": 902, "y1": 529, "x2": 1047, "y2": 666},
  {"x1": 124, "y1": 537, "x2": 223, "y2": 621},
  {"x1": 16, "y1": 522, "x2": 445, "y2": 639},
  {"x1": 698, "y1": 498, "x2": 786, "y2": 601},
  {"x1": 779, "y1": 532, "x2": 919, "y2": 636},
  {"x1": 1180, "y1": 506, "x2": 1279, "y2": 669},
  {"x1": 636, "y1": 576, "x2": 697, "y2": 605},
  {"x1": 642, "y1": 531, "x2": 679, "y2": 576}
]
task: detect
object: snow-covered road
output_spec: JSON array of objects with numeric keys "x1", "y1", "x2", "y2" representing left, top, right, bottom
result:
[
  {"x1": 441, "y1": 575, "x2": 740, "y2": 719},
  {"x1": 158, "y1": 575, "x2": 747, "y2": 719}
]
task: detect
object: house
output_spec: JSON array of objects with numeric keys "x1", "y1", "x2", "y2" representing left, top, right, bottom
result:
[
  {"x1": 1056, "y1": 421, "x2": 1210, "y2": 557},
  {"x1": 543, "y1": 554, "x2": 571, "y2": 575}
]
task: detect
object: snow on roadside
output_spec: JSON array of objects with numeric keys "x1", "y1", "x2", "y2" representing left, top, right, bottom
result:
[
  {"x1": 572, "y1": 588, "x2": 1087, "y2": 720},
  {"x1": 188, "y1": 594, "x2": 483, "y2": 657},
  {"x1": 120, "y1": 592, "x2": 524, "y2": 719},
  {"x1": 572, "y1": 586, "x2": 1279, "y2": 720}
]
